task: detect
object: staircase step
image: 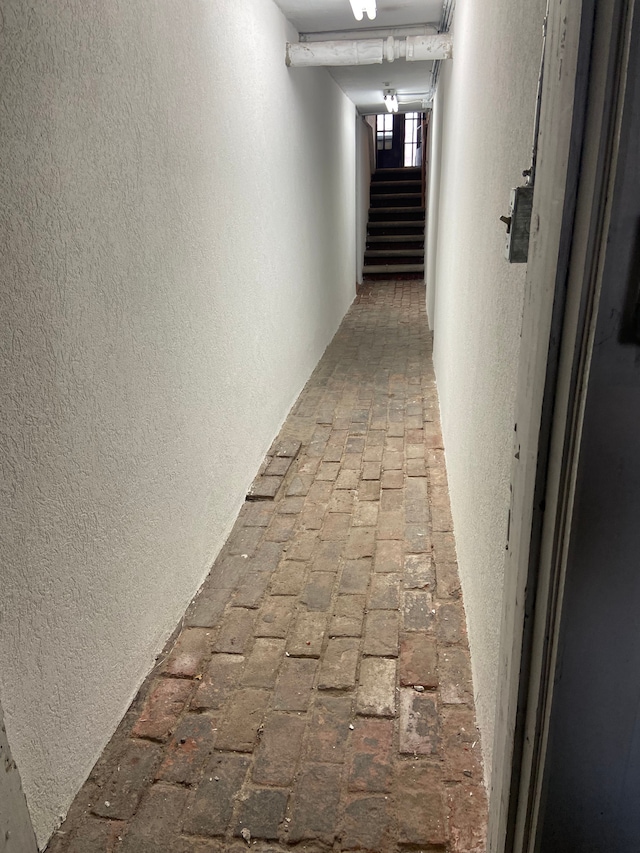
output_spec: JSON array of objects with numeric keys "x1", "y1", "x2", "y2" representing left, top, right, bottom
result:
[
  {"x1": 369, "y1": 207, "x2": 425, "y2": 219},
  {"x1": 365, "y1": 249, "x2": 424, "y2": 259},
  {"x1": 367, "y1": 245, "x2": 424, "y2": 254},
  {"x1": 363, "y1": 168, "x2": 425, "y2": 278},
  {"x1": 367, "y1": 220, "x2": 425, "y2": 232},
  {"x1": 363, "y1": 263, "x2": 425, "y2": 274},
  {"x1": 368, "y1": 221, "x2": 423, "y2": 230},
  {"x1": 367, "y1": 234, "x2": 424, "y2": 243},
  {"x1": 371, "y1": 181, "x2": 422, "y2": 194},
  {"x1": 372, "y1": 167, "x2": 421, "y2": 182},
  {"x1": 371, "y1": 194, "x2": 422, "y2": 207}
]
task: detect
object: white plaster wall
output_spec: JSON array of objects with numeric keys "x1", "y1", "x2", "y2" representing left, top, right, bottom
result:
[
  {"x1": 427, "y1": 0, "x2": 545, "y2": 777},
  {"x1": 0, "y1": 0, "x2": 356, "y2": 845}
]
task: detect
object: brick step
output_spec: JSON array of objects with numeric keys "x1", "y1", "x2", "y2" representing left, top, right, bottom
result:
[{"x1": 246, "y1": 440, "x2": 302, "y2": 500}]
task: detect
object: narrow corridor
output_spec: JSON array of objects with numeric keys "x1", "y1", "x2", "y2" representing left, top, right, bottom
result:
[{"x1": 48, "y1": 282, "x2": 487, "y2": 853}]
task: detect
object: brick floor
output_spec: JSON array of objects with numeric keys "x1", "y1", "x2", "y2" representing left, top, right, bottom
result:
[{"x1": 46, "y1": 281, "x2": 487, "y2": 853}]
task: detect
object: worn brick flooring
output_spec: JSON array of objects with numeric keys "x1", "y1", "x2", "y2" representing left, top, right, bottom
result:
[{"x1": 47, "y1": 282, "x2": 487, "y2": 853}]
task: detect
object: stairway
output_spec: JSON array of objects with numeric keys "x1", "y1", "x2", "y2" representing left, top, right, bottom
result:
[{"x1": 363, "y1": 166, "x2": 425, "y2": 280}]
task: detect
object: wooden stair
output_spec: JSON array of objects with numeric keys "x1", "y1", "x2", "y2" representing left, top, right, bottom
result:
[{"x1": 363, "y1": 167, "x2": 424, "y2": 280}]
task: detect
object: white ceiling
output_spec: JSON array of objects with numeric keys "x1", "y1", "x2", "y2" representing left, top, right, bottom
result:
[
  {"x1": 274, "y1": 0, "x2": 444, "y2": 34},
  {"x1": 273, "y1": 0, "x2": 446, "y2": 114}
]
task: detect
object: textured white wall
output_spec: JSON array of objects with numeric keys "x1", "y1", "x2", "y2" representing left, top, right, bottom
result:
[
  {"x1": 427, "y1": 0, "x2": 545, "y2": 778},
  {"x1": 0, "y1": 0, "x2": 355, "y2": 846}
]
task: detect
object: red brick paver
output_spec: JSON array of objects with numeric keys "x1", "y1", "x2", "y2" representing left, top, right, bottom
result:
[{"x1": 46, "y1": 282, "x2": 486, "y2": 853}]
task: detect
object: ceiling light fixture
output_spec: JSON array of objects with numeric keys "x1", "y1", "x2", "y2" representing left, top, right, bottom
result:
[
  {"x1": 384, "y1": 90, "x2": 398, "y2": 113},
  {"x1": 349, "y1": 0, "x2": 377, "y2": 22}
]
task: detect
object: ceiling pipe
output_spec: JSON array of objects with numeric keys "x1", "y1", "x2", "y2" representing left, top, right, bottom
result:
[
  {"x1": 286, "y1": 33, "x2": 453, "y2": 67},
  {"x1": 286, "y1": 39, "x2": 384, "y2": 67},
  {"x1": 300, "y1": 25, "x2": 438, "y2": 42},
  {"x1": 430, "y1": 0, "x2": 456, "y2": 91},
  {"x1": 398, "y1": 94, "x2": 434, "y2": 108},
  {"x1": 405, "y1": 34, "x2": 453, "y2": 61}
]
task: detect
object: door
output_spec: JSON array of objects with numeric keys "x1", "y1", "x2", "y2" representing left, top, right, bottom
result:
[
  {"x1": 376, "y1": 113, "x2": 405, "y2": 168},
  {"x1": 533, "y1": 0, "x2": 640, "y2": 846},
  {"x1": 489, "y1": 0, "x2": 640, "y2": 850}
]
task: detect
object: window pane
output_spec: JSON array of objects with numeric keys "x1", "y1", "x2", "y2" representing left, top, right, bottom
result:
[{"x1": 403, "y1": 113, "x2": 422, "y2": 167}]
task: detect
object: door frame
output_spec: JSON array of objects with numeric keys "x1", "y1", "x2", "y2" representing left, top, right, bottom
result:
[
  {"x1": 488, "y1": 0, "x2": 638, "y2": 849},
  {"x1": 375, "y1": 113, "x2": 406, "y2": 169}
]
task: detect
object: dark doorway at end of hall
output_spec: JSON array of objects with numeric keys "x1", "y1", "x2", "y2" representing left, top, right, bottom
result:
[{"x1": 375, "y1": 112, "x2": 423, "y2": 170}]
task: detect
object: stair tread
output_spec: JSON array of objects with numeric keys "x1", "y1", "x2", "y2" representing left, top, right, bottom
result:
[
  {"x1": 371, "y1": 203, "x2": 422, "y2": 208},
  {"x1": 363, "y1": 263, "x2": 425, "y2": 273},
  {"x1": 371, "y1": 181, "x2": 422, "y2": 190},
  {"x1": 369, "y1": 218, "x2": 424, "y2": 224},
  {"x1": 365, "y1": 249, "x2": 425, "y2": 258},
  {"x1": 369, "y1": 207, "x2": 425, "y2": 213},
  {"x1": 368, "y1": 221, "x2": 426, "y2": 228},
  {"x1": 373, "y1": 168, "x2": 421, "y2": 177},
  {"x1": 367, "y1": 235, "x2": 424, "y2": 242}
]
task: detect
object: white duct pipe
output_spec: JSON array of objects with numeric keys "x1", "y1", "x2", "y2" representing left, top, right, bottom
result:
[
  {"x1": 286, "y1": 34, "x2": 453, "y2": 67},
  {"x1": 286, "y1": 39, "x2": 383, "y2": 67},
  {"x1": 406, "y1": 34, "x2": 453, "y2": 61}
]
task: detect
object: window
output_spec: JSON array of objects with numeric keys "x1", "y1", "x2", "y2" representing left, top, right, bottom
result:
[
  {"x1": 403, "y1": 112, "x2": 421, "y2": 167},
  {"x1": 376, "y1": 113, "x2": 393, "y2": 150}
]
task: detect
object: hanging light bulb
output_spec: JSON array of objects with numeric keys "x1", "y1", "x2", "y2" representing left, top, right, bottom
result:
[{"x1": 349, "y1": 0, "x2": 376, "y2": 22}]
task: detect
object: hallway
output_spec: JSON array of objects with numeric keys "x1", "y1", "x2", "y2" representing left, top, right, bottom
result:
[{"x1": 46, "y1": 281, "x2": 486, "y2": 853}]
